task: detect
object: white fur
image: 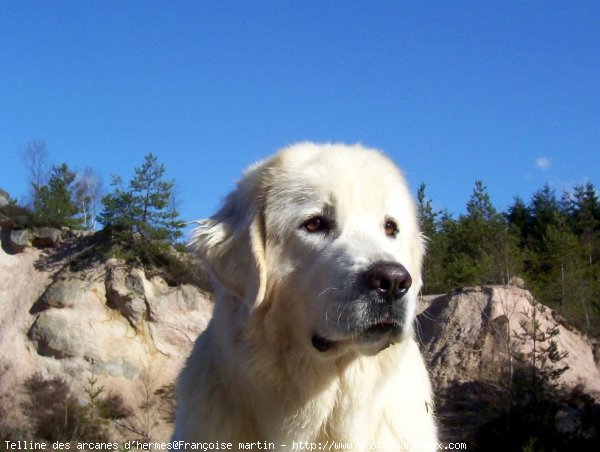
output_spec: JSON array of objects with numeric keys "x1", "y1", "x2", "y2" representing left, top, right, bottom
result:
[{"x1": 173, "y1": 143, "x2": 438, "y2": 451}]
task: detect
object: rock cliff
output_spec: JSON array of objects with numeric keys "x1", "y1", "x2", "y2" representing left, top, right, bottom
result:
[
  {"x1": 1, "y1": 230, "x2": 599, "y2": 445},
  {"x1": 417, "y1": 286, "x2": 600, "y2": 444},
  {"x1": 0, "y1": 232, "x2": 212, "y2": 441}
]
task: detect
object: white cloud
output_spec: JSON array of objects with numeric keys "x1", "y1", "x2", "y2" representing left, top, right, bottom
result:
[{"x1": 535, "y1": 157, "x2": 550, "y2": 171}]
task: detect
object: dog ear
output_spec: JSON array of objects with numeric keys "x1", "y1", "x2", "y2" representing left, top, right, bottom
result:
[{"x1": 189, "y1": 163, "x2": 268, "y2": 306}]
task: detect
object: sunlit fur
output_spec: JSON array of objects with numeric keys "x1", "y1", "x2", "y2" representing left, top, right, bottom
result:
[{"x1": 173, "y1": 143, "x2": 437, "y2": 450}]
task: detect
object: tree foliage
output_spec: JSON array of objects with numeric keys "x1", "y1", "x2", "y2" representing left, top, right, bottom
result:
[
  {"x1": 512, "y1": 302, "x2": 569, "y2": 397},
  {"x1": 99, "y1": 153, "x2": 183, "y2": 264},
  {"x1": 33, "y1": 163, "x2": 82, "y2": 229},
  {"x1": 16, "y1": 142, "x2": 103, "y2": 230},
  {"x1": 420, "y1": 181, "x2": 600, "y2": 337}
]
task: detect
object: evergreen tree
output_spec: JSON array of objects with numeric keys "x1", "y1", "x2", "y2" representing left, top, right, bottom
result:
[
  {"x1": 529, "y1": 184, "x2": 563, "y2": 252},
  {"x1": 506, "y1": 196, "x2": 531, "y2": 248},
  {"x1": 568, "y1": 183, "x2": 600, "y2": 265},
  {"x1": 129, "y1": 153, "x2": 182, "y2": 243},
  {"x1": 512, "y1": 301, "x2": 569, "y2": 400},
  {"x1": 538, "y1": 225, "x2": 582, "y2": 306},
  {"x1": 435, "y1": 210, "x2": 479, "y2": 290},
  {"x1": 99, "y1": 153, "x2": 183, "y2": 260},
  {"x1": 405, "y1": 178, "x2": 599, "y2": 336},
  {"x1": 417, "y1": 183, "x2": 438, "y2": 239},
  {"x1": 463, "y1": 181, "x2": 502, "y2": 258},
  {"x1": 466, "y1": 180, "x2": 497, "y2": 223},
  {"x1": 417, "y1": 183, "x2": 440, "y2": 293},
  {"x1": 450, "y1": 181, "x2": 509, "y2": 286},
  {"x1": 33, "y1": 163, "x2": 82, "y2": 228}
]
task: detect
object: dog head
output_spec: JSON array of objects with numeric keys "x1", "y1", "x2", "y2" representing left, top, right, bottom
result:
[{"x1": 191, "y1": 143, "x2": 424, "y2": 358}]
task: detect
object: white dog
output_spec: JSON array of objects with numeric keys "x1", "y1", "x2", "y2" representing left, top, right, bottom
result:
[{"x1": 173, "y1": 143, "x2": 437, "y2": 451}]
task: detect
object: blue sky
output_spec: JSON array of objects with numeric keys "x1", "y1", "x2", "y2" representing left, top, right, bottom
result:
[{"x1": 1, "y1": 1, "x2": 599, "y2": 233}]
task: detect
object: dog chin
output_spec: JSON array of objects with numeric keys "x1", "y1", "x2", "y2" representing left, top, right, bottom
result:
[{"x1": 311, "y1": 322, "x2": 405, "y2": 356}]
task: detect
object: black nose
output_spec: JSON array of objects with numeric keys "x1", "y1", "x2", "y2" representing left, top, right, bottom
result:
[{"x1": 364, "y1": 263, "x2": 412, "y2": 302}]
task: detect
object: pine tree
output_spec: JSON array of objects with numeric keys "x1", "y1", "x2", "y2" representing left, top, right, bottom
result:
[
  {"x1": 417, "y1": 183, "x2": 438, "y2": 239},
  {"x1": 446, "y1": 181, "x2": 510, "y2": 286},
  {"x1": 33, "y1": 163, "x2": 82, "y2": 228},
  {"x1": 99, "y1": 153, "x2": 183, "y2": 261},
  {"x1": 506, "y1": 196, "x2": 531, "y2": 248},
  {"x1": 529, "y1": 184, "x2": 563, "y2": 252},
  {"x1": 466, "y1": 180, "x2": 497, "y2": 223},
  {"x1": 436, "y1": 209, "x2": 479, "y2": 290},
  {"x1": 128, "y1": 153, "x2": 182, "y2": 243},
  {"x1": 568, "y1": 183, "x2": 600, "y2": 266},
  {"x1": 512, "y1": 300, "x2": 569, "y2": 401},
  {"x1": 417, "y1": 183, "x2": 440, "y2": 293}
]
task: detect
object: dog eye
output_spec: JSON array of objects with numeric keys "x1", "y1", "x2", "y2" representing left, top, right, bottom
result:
[
  {"x1": 302, "y1": 216, "x2": 332, "y2": 234},
  {"x1": 384, "y1": 219, "x2": 399, "y2": 238}
]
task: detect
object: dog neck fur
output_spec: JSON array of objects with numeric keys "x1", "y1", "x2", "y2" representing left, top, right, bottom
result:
[{"x1": 178, "y1": 286, "x2": 435, "y2": 446}]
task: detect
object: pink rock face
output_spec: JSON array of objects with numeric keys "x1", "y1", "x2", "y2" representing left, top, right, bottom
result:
[
  {"x1": 417, "y1": 286, "x2": 600, "y2": 442},
  {"x1": 0, "y1": 237, "x2": 213, "y2": 441},
  {"x1": 418, "y1": 286, "x2": 600, "y2": 398}
]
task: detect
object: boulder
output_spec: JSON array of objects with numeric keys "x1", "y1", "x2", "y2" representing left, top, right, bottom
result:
[
  {"x1": 31, "y1": 227, "x2": 63, "y2": 247},
  {"x1": 0, "y1": 226, "x2": 63, "y2": 254},
  {"x1": 11, "y1": 228, "x2": 33, "y2": 246},
  {"x1": 509, "y1": 275, "x2": 526, "y2": 288}
]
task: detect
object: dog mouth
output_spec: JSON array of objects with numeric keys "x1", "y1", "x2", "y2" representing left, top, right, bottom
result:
[{"x1": 311, "y1": 321, "x2": 400, "y2": 353}]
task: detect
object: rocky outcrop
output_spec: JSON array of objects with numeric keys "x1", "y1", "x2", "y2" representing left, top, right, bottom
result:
[
  {"x1": 417, "y1": 286, "x2": 600, "y2": 443},
  {"x1": 105, "y1": 261, "x2": 153, "y2": 331},
  {"x1": 26, "y1": 259, "x2": 212, "y2": 380},
  {"x1": 0, "y1": 236, "x2": 212, "y2": 441},
  {"x1": 30, "y1": 226, "x2": 64, "y2": 247},
  {"x1": 419, "y1": 286, "x2": 600, "y2": 395},
  {"x1": 0, "y1": 223, "x2": 64, "y2": 254}
]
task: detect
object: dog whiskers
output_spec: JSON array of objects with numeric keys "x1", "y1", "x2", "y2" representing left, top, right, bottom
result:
[{"x1": 317, "y1": 286, "x2": 339, "y2": 300}]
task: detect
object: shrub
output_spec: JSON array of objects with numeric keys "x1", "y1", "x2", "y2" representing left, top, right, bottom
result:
[
  {"x1": 22, "y1": 373, "x2": 111, "y2": 442},
  {"x1": 97, "y1": 392, "x2": 132, "y2": 420}
]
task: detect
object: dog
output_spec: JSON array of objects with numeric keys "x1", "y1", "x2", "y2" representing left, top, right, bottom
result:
[{"x1": 173, "y1": 143, "x2": 437, "y2": 451}]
